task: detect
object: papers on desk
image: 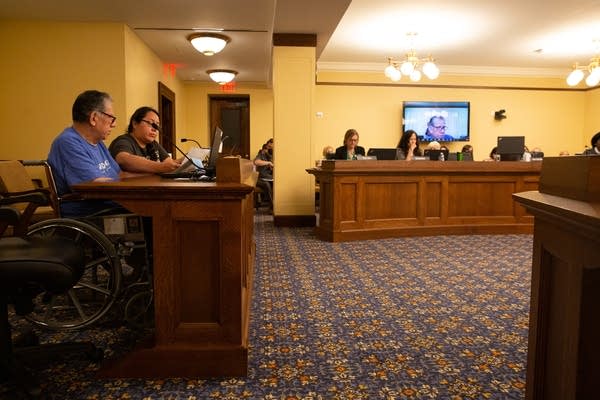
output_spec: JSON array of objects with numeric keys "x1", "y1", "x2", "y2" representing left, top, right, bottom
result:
[{"x1": 174, "y1": 147, "x2": 210, "y2": 173}]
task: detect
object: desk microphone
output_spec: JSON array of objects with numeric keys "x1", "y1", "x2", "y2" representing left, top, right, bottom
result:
[{"x1": 180, "y1": 138, "x2": 203, "y2": 148}]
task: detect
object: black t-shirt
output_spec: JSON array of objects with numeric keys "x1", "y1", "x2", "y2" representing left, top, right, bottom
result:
[{"x1": 109, "y1": 133, "x2": 169, "y2": 162}]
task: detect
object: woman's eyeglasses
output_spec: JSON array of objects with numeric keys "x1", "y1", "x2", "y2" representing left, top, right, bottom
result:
[{"x1": 141, "y1": 119, "x2": 161, "y2": 131}]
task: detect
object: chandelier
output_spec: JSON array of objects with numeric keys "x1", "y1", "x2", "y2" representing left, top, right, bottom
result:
[
  {"x1": 566, "y1": 55, "x2": 600, "y2": 87},
  {"x1": 384, "y1": 33, "x2": 439, "y2": 82},
  {"x1": 207, "y1": 69, "x2": 238, "y2": 85},
  {"x1": 188, "y1": 33, "x2": 230, "y2": 56}
]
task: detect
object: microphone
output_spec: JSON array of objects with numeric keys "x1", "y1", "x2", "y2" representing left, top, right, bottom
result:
[
  {"x1": 173, "y1": 141, "x2": 205, "y2": 175},
  {"x1": 146, "y1": 141, "x2": 161, "y2": 162},
  {"x1": 180, "y1": 138, "x2": 203, "y2": 148}
]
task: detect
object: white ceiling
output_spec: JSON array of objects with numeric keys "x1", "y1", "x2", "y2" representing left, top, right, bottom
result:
[{"x1": 2, "y1": 0, "x2": 600, "y2": 83}]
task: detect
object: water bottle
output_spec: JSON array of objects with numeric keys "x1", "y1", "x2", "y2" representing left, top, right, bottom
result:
[{"x1": 439, "y1": 151, "x2": 445, "y2": 161}]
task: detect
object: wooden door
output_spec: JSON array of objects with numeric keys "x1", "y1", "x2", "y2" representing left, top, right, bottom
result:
[
  {"x1": 158, "y1": 82, "x2": 176, "y2": 156},
  {"x1": 209, "y1": 96, "x2": 250, "y2": 158}
]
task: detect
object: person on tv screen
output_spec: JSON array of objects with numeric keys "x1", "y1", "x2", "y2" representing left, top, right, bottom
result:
[
  {"x1": 582, "y1": 131, "x2": 600, "y2": 156},
  {"x1": 422, "y1": 116, "x2": 454, "y2": 141},
  {"x1": 396, "y1": 129, "x2": 422, "y2": 160},
  {"x1": 334, "y1": 129, "x2": 365, "y2": 160}
]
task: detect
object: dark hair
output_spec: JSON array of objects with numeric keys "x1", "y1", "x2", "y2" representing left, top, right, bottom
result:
[
  {"x1": 397, "y1": 130, "x2": 420, "y2": 155},
  {"x1": 127, "y1": 106, "x2": 159, "y2": 134},
  {"x1": 490, "y1": 146, "x2": 498, "y2": 159},
  {"x1": 462, "y1": 144, "x2": 473, "y2": 153},
  {"x1": 343, "y1": 129, "x2": 359, "y2": 146},
  {"x1": 591, "y1": 131, "x2": 600, "y2": 147},
  {"x1": 72, "y1": 90, "x2": 112, "y2": 123}
]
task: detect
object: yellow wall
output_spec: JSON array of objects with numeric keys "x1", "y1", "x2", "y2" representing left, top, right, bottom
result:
[
  {"x1": 0, "y1": 20, "x2": 185, "y2": 181},
  {"x1": 273, "y1": 46, "x2": 316, "y2": 215},
  {"x1": 123, "y1": 26, "x2": 185, "y2": 139},
  {"x1": 0, "y1": 20, "x2": 126, "y2": 161},
  {"x1": 182, "y1": 83, "x2": 273, "y2": 157},
  {"x1": 584, "y1": 87, "x2": 600, "y2": 148},
  {"x1": 314, "y1": 71, "x2": 593, "y2": 161}
]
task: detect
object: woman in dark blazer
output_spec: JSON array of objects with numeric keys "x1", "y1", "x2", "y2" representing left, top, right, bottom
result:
[{"x1": 334, "y1": 129, "x2": 365, "y2": 160}]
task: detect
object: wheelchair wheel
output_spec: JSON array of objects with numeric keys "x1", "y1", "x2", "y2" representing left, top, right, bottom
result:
[
  {"x1": 25, "y1": 218, "x2": 122, "y2": 330},
  {"x1": 124, "y1": 288, "x2": 154, "y2": 330}
]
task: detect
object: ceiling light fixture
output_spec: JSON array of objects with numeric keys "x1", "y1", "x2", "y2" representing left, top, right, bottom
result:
[
  {"x1": 567, "y1": 39, "x2": 600, "y2": 87},
  {"x1": 566, "y1": 55, "x2": 600, "y2": 87},
  {"x1": 207, "y1": 69, "x2": 238, "y2": 85},
  {"x1": 188, "y1": 33, "x2": 230, "y2": 56},
  {"x1": 384, "y1": 33, "x2": 440, "y2": 82}
]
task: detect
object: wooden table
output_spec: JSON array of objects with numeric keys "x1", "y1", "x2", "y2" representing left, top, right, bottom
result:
[
  {"x1": 308, "y1": 160, "x2": 541, "y2": 241},
  {"x1": 72, "y1": 158, "x2": 255, "y2": 378}
]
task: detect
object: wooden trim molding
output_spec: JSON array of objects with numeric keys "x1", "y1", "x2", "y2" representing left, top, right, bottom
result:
[
  {"x1": 273, "y1": 33, "x2": 317, "y2": 47},
  {"x1": 274, "y1": 214, "x2": 316, "y2": 227}
]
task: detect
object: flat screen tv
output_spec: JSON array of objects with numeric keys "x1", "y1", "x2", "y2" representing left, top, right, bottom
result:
[{"x1": 402, "y1": 101, "x2": 470, "y2": 142}]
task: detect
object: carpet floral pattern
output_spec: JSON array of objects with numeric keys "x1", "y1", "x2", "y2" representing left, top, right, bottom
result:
[{"x1": 2, "y1": 213, "x2": 532, "y2": 399}]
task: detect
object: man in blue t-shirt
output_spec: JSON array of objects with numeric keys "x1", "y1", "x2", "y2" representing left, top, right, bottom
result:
[{"x1": 48, "y1": 90, "x2": 124, "y2": 217}]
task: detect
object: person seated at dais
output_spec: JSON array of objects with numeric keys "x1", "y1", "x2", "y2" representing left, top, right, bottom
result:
[
  {"x1": 582, "y1": 131, "x2": 600, "y2": 156},
  {"x1": 322, "y1": 145, "x2": 335, "y2": 160},
  {"x1": 48, "y1": 90, "x2": 131, "y2": 218},
  {"x1": 109, "y1": 106, "x2": 181, "y2": 173},
  {"x1": 461, "y1": 144, "x2": 473, "y2": 154},
  {"x1": 334, "y1": 129, "x2": 365, "y2": 160},
  {"x1": 396, "y1": 130, "x2": 422, "y2": 160}
]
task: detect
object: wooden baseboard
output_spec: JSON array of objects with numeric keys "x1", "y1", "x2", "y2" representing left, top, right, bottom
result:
[{"x1": 273, "y1": 214, "x2": 316, "y2": 227}]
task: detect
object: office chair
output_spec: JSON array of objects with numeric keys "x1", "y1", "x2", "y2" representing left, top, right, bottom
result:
[{"x1": 0, "y1": 203, "x2": 103, "y2": 398}]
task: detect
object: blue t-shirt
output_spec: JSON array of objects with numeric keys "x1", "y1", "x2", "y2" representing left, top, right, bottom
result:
[{"x1": 48, "y1": 126, "x2": 122, "y2": 217}]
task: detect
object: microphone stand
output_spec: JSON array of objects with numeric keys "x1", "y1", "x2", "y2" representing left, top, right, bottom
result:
[{"x1": 180, "y1": 138, "x2": 203, "y2": 148}]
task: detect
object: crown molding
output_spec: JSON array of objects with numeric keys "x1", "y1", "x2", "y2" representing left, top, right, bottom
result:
[{"x1": 316, "y1": 61, "x2": 569, "y2": 78}]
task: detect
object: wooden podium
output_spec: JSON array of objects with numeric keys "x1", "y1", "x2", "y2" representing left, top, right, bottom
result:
[
  {"x1": 513, "y1": 156, "x2": 600, "y2": 400},
  {"x1": 72, "y1": 157, "x2": 256, "y2": 378}
]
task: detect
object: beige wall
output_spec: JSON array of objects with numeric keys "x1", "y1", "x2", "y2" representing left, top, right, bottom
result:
[
  {"x1": 314, "y1": 71, "x2": 595, "y2": 161},
  {"x1": 0, "y1": 21, "x2": 127, "y2": 161},
  {"x1": 123, "y1": 26, "x2": 185, "y2": 139},
  {"x1": 0, "y1": 20, "x2": 185, "y2": 182},
  {"x1": 182, "y1": 83, "x2": 273, "y2": 157}
]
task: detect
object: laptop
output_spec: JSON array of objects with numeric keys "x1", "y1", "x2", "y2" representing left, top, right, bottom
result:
[
  {"x1": 160, "y1": 147, "x2": 210, "y2": 178},
  {"x1": 424, "y1": 149, "x2": 449, "y2": 161},
  {"x1": 367, "y1": 148, "x2": 398, "y2": 160}
]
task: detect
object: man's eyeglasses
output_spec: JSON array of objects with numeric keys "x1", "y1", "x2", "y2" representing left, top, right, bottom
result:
[
  {"x1": 98, "y1": 111, "x2": 117, "y2": 124},
  {"x1": 141, "y1": 119, "x2": 161, "y2": 131},
  {"x1": 432, "y1": 125, "x2": 446, "y2": 130}
]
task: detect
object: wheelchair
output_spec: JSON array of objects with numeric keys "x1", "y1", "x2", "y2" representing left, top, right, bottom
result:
[{"x1": 0, "y1": 160, "x2": 154, "y2": 331}]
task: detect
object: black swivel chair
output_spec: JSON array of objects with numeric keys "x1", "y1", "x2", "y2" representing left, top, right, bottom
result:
[{"x1": 0, "y1": 199, "x2": 102, "y2": 398}]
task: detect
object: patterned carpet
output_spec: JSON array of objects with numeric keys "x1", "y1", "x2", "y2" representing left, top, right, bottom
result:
[{"x1": 2, "y1": 212, "x2": 532, "y2": 399}]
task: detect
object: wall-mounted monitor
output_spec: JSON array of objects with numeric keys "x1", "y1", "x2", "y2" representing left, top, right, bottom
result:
[{"x1": 402, "y1": 101, "x2": 470, "y2": 142}]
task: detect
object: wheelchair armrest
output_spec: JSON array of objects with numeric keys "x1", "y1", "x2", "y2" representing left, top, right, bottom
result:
[
  {"x1": 0, "y1": 191, "x2": 50, "y2": 206},
  {"x1": 0, "y1": 205, "x2": 21, "y2": 226}
]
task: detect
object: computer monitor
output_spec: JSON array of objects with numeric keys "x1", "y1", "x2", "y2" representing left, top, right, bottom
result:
[
  {"x1": 497, "y1": 136, "x2": 524, "y2": 161},
  {"x1": 423, "y1": 149, "x2": 449, "y2": 161},
  {"x1": 367, "y1": 148, "x2": 398, "y2": 160},
  {"x1": 205, "y1": 126, "x2": 223, "y2": 176}
]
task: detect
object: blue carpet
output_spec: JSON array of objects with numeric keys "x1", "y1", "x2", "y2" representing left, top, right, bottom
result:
[{"x1": 2, "y1": 213, "x2": 531, "y2": 399}]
